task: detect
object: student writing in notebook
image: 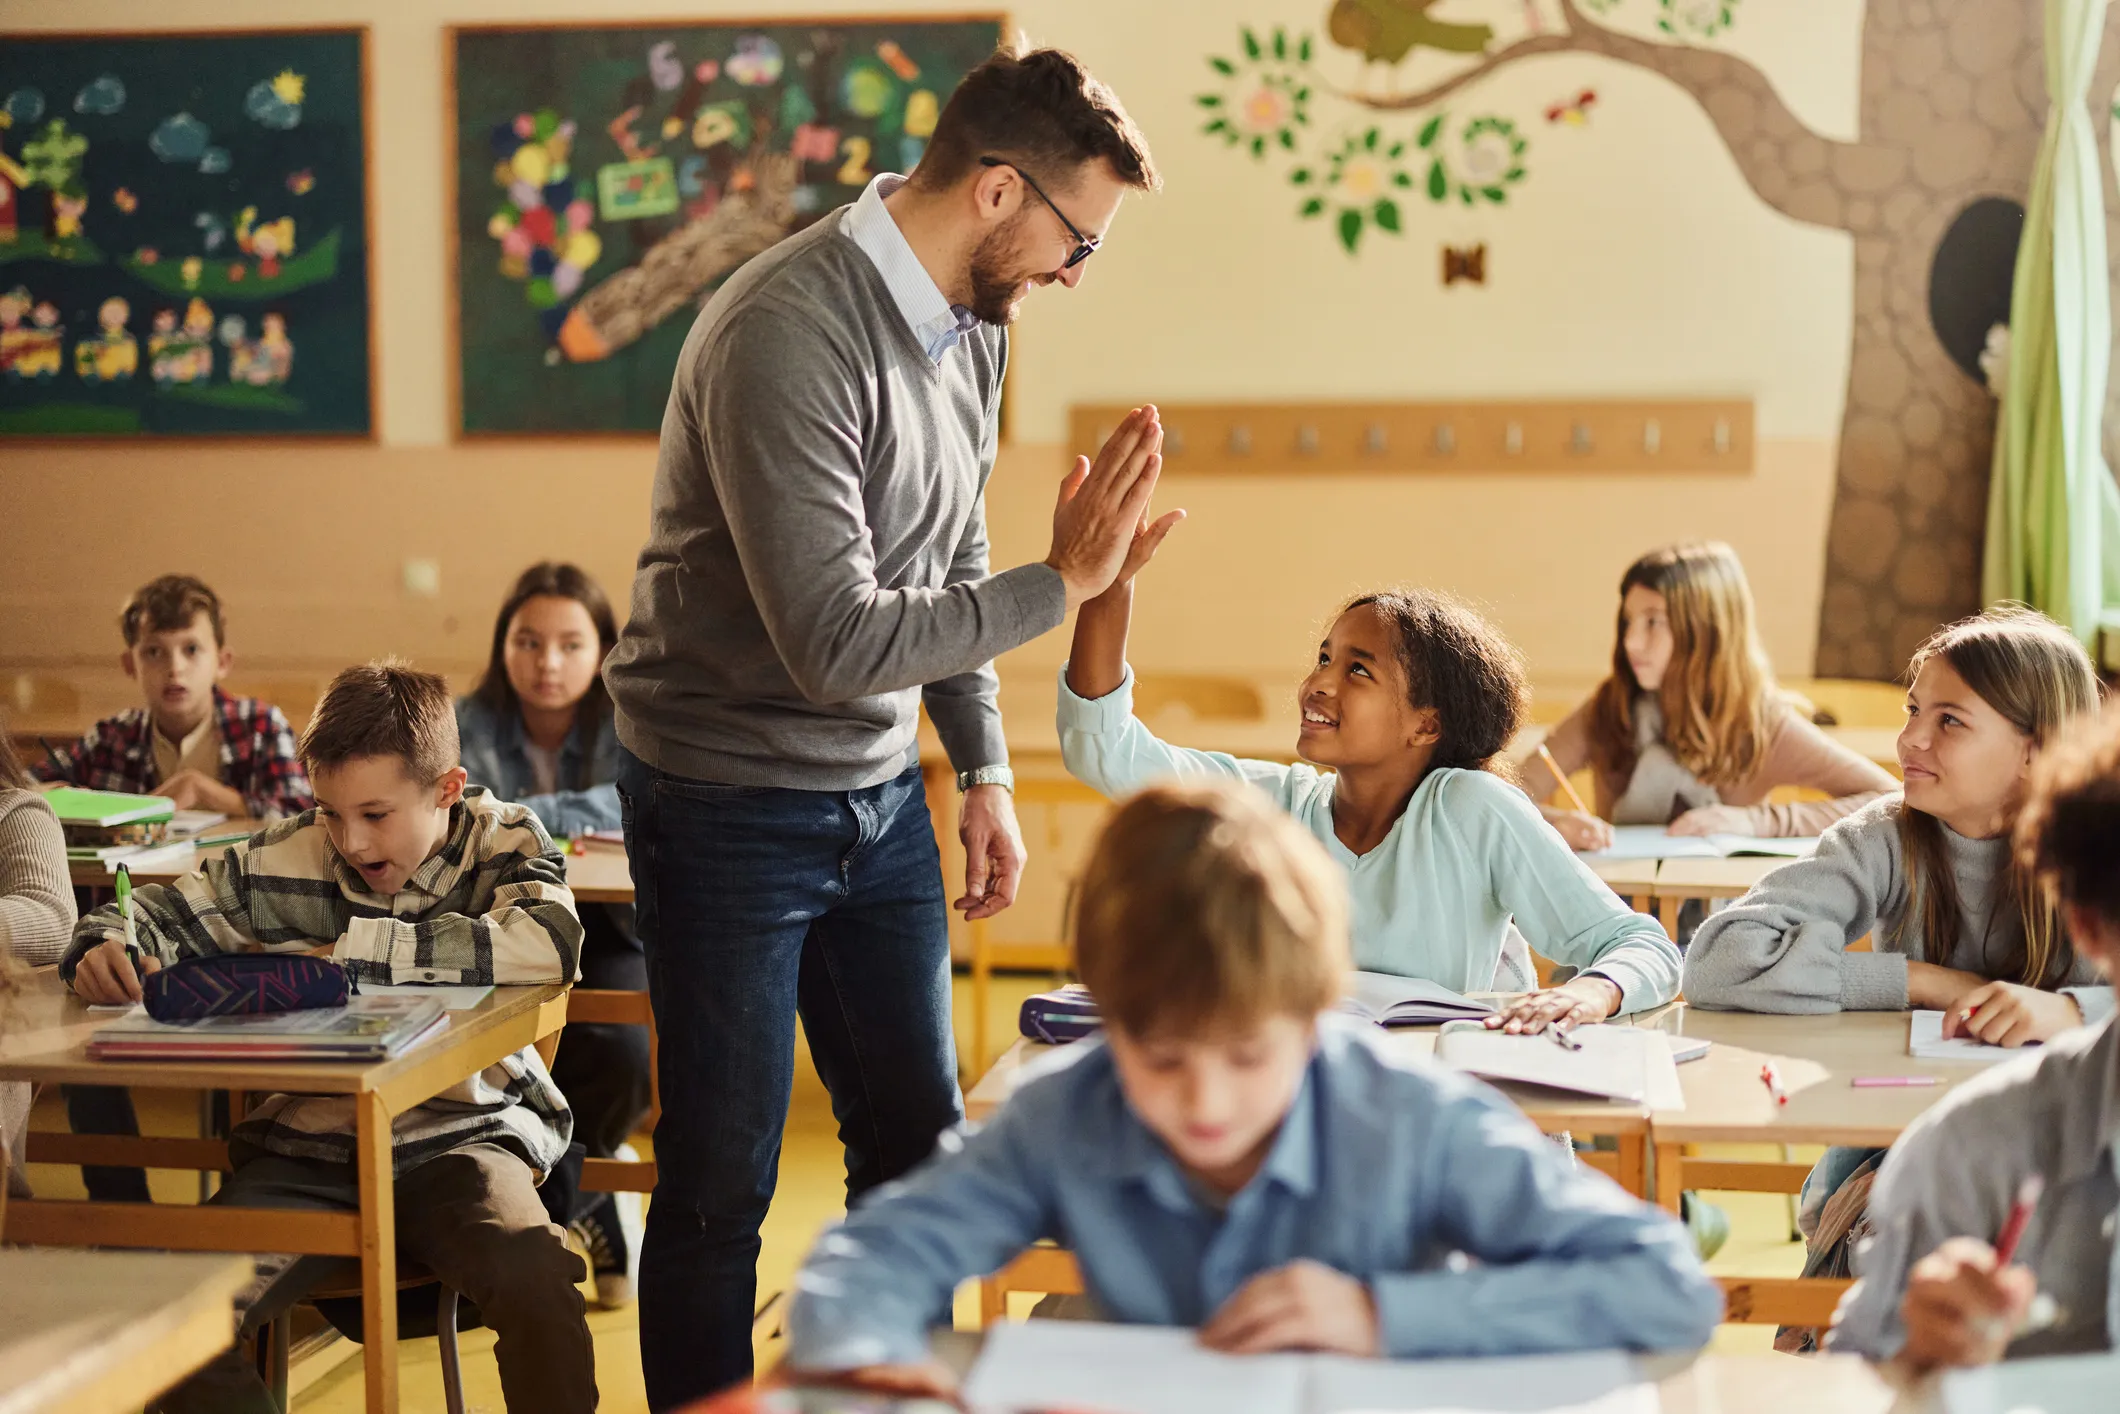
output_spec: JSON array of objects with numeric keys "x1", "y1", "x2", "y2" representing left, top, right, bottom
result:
[
  {"x1": 1058, "y1": 526, "x2": 1679, "y2": 1034},
  {"x1": 784, "y1": 781, "x2": 1720, "y2": 1392},
  {"x1": 32, "y1": 573, "x2": 313, "y2": 818},
  {"x1": 1831, "y1": 707, "x2": 2120, "y2": 1367},
  {"x1": 1515, "y1": 543, "x2": 1894, "y2": 853},
  {"x1": 61, "y1": 662, "x2": 595, "y2": 1413},
  {"x1": 457, "y1": 561, "x2": 647, "y2": 1309}
]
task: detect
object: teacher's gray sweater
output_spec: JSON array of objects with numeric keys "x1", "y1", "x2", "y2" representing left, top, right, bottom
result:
[{"x1": 1683, "y1": 795, "x2": 2113, "y2": 1022}]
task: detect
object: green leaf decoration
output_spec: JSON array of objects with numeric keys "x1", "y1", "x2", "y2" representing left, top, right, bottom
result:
[
  {"x1": 1279, "y1": 129, "x2": 1296, "y2": 150},
  {"x1": 1203, "y1": 119, "x2": 1231, "y2": 135},
  {"x1": 1374, "y1": 199, "x2": 1401, "y2": 233},
  {"x1": 1242, "y1": 27, "x2": 1261, "y2": 58},
  {"x1": 1299, "y1": 34, "x2": 1313, "y2": 62},
  {"x1": 1482, "y1": 186, "x2": 1507, "y2": 203},
  {"x1": 1296, "y1": 87, "x2": 1312, "y2": 101},
  {"x1": 1291, "y1": 167, "x2": 1312, "y2": 184},
  {"x1": 1273, "y1": 28, "x2": 1287, "y2": 59},
  {"x1": 1250, "y1": 135, "x2": 1266, "y2": 157},
  {"x1": 1418, "y1": 114, "x2": 1445, "y2": 148},
  {"x1": 1196, "y1": 94, "x2": 1223, "y2": 107},
  {"x1": 1209, "y1": 56, "x2": 1236, "y2": 76},
  {"x1": 1337, "y1": 208, "x2": 1363, "y2": 252},
  {"x1": 1505, "y1": 168, "x2": 1525, "y2": 181},
  {"x1": 1460, "y1": 187, "x2": 1475, "y2": 206},
  {"x1": 1393, "y1": 171, "x2": 1413, "y2": 187},
  {"x1": 1300, "y1": 196, "x2": 1325, "y2": 217},
  {"x1": 1363, "y1": 127, "x2": 1379, "y2": 150},
  {"x1": 1388, "y1": 142, "x2": 1405, "y2": 158},
  {"x1": 1426, "y1": 159, "x2": 1447, "y2": 201}
]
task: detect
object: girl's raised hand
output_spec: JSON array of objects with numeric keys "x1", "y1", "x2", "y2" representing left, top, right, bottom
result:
[
  {"x1": 1942, "y1": 980, "x2": 2084, "y2": 1047},
  {"x1": 1110, "y1": 507, "x2": 1186, "y2": 591}
]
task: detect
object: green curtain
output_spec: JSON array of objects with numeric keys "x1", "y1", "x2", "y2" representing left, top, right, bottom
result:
[{"x1": 1982, "y1": 0, "x2": 2120, "y2": 642}]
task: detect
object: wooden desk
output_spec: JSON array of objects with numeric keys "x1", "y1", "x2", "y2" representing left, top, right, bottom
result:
[
  {"x1": 1646, "y1": 1009, "x2": 1973, "y2": 1328},
  {"x1": 2, "y1": 968, "x2": 571, "y2": 1414},
  {"x1": 1650, "y1": 856, "x2": 1791, "y2": 936},
  {"x1": 0, "y1": 1248, "x2": 253, "y2": 1414},
  {"x1": 1586, "y1": 857, "x2": 1661, "y2": 915}
]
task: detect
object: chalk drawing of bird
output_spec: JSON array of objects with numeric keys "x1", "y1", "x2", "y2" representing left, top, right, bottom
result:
[{"x1": 1328, "y1": 0, "x2": 1495, "y2": 94}]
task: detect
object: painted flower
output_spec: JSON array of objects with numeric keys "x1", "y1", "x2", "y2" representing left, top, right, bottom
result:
[
  {"x1": 1292, "y1": 127, "x2": 1412, "y2": 253},
  {"x1": 1419, "y1": 113, "x2": 1528, "y2": 207},
  {"x1": 1658, "y1": 0, "x2": 1740, "y2": 40},
  {"x1": 1199, "y1": 26, "x2": 1312, "y2": 159}
]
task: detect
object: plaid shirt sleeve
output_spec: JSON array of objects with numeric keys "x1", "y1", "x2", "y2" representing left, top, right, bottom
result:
[
  {"x1": 60, "y1": 824, "x2": 298, "y2": 982},
  {"x1": 30, "y1": 716, "x2": 151, "y2": 793},
  {"x1": 333, "y1": 808, "x2": 582, "y2": 987},
  {"x1": 221, "y1": 698, "x2": 315, "y2": 819}
]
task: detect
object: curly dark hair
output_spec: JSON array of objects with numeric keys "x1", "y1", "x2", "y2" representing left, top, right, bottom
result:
[{"x1": 1341, "y1": 589, "x2": 1528, "y2": 778}]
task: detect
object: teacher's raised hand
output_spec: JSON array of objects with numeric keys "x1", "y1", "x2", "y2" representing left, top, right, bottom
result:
[{"x1": 1045, "y1": 405, "x2": 1166, "y2": 610}]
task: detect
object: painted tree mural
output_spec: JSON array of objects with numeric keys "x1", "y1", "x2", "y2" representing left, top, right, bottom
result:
[{"x1": 1204, "y1": 0, "x2": 2120, "y2": 680}]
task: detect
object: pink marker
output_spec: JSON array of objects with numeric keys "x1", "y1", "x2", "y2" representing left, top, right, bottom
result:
[{"x1": 1852, "y1": 1076, "x2": 1941, "y2": 1088}]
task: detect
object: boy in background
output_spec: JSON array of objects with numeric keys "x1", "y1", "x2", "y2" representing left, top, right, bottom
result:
[
  {"x1": 35, "y1": 573, "x2": 312, "y2": 819},
  {"x1": 65, "y1": 661, "x2": 594, "y2": 1413},
  {"x1": 787, "y1": 780, "x2": 1720, "y2": 1393}
]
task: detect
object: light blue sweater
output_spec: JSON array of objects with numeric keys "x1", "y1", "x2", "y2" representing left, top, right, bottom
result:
[{"x1": 1058, "y1": 668, "x2": 1682, "y2": 1010}]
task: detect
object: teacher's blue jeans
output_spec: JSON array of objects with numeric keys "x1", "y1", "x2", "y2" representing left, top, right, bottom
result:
[{"x1": 618, "y1": 750, "x2": 962, "y2": 1410}]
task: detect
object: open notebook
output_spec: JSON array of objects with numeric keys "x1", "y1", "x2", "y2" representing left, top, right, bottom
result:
[
  {"x1": 1581, "y1": 825, "x2": 1817, "y2": 862},
  {"x1": 1909, "y1": 1010, "x2": 2037, "y2": 1064},
  {"x1": 961, "y1": 1321, "x2": 1657, "y2": 1414},
  {"x1": 1336, "y1": 971, "x2": 1494, "y2": 1027},
  {"x1": 1430, "y1": 1021, "x2": 1686, "y2": 1106}
]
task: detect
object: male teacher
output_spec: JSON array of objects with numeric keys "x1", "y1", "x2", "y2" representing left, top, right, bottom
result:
[{"x1": 603, "y1": 46, "x2": 1169, "y2": 1409}]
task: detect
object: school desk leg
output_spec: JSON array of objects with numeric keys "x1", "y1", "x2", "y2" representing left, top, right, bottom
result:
[
  {"x1": 356, "y1": 1091, "x2": 399, "y2": 1414},
  {"x1": 1657, "y1": 897, "x2": 1681, "y2": 942},
  {"x1": 980, "y1": 1274, "x2": 1007, "y2": 1327},
  {"x1": 1616, "y1": 1135, "x2": 1647, "y2": 1199},
  {"x1": 1654, "y1": 1141, "x2": 1685, "y2": 1215}
]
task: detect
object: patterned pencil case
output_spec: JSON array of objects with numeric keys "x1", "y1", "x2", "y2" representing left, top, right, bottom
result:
[
  {"x1": 1018, "y1": 983, "x2": 1102, "y2": 1044},
  {"x1": 142, "y1": 953, "x2": 351, "y2": 1022}
]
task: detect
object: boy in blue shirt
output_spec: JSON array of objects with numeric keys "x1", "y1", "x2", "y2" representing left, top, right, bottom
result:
[{"x1": 786, "y1": 780, "x2": 1721, "y2": 1392}]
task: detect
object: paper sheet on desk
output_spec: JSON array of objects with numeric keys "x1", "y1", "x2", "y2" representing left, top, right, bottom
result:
[
  {"x1": 1582, "y1": 826, "x2": 1815, "y2": 862},
  {"x1": 1941, "y1": 1351, "x2": 2120, "y2": 1413},
  {"x1": 356, "y1": 982, "x2": 495, "y2": 1011},
  {"x1": 1909, "y1": 1010, "x2": 2029, "y2": 1064},
  {"x1": 960, "y1": 1321, "x2": 1656, "y2": 1413}
]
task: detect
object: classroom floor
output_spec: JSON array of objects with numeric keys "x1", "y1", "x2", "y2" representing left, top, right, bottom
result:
[{"x1": 23, "y1": 973, "x2": 1802, "y2": 1411}]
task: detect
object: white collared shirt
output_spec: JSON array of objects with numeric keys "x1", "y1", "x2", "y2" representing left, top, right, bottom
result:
[{"x1": 841, "y1": 173, "x2": 979, "y2": 363}]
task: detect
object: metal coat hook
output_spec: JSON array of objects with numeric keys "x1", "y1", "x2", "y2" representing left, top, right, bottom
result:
[
  {"x1": 1504, "y1": 421, "x2": 1524, "y2": 456},
  {"x1": 1164, "y1": 426, "x2": 1186, "y2": 456},
  {"x1": 1295, "y1": 424, "x2": 1320, "y2": 455},
  {"x1": 1433, "y1": 423, "x2": 1456, "y2": 455},
  {"x1": 1569, "y1": 422, "x2": 1594, "y2": 456},
  {"x1": 1643, "y1": 419, "x2": 1662, "y2": 455},
  {"x1": 1712, "y1": 419, "x2": 1731, "y2": 455},
  {"x1": 1228, "y1": 424, "x2": 1253, "y2": 455},
  {"x1": 1363, "y1": 423, "x2": 1389, "y2": 455}
]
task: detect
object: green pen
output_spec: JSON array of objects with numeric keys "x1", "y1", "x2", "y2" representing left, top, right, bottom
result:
[{"x1": 115, "y1": 862, "x2": 144, "y2": 979}]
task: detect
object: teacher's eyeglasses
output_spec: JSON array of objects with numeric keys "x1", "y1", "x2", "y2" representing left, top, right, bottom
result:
[{"x1": 979, "y1": 156, "x2": 1101, "y2": 270}]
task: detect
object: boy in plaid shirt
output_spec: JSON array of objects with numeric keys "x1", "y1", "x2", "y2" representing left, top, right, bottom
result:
[
  {"x1": 66, "y1": 661, "x2": 595, "y2": 1413},
  {"x1": 34, "y1": 574, "x2": 312, "y2": 819}
]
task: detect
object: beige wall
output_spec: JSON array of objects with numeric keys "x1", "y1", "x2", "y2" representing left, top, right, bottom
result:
[{"x1": 2, "y1": 0, "x2": 1864, "y2": 710}]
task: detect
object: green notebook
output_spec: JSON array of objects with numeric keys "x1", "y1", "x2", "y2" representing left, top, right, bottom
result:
[{"x1": 43, "y1": 788, "x2": 177, "y2": 828}]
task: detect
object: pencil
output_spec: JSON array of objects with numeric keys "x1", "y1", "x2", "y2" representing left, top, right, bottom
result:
[{"x1": 1538, "y1": 742, "x2": 1593, "y2": 815}]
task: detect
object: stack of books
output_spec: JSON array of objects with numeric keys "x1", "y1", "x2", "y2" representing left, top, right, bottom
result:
[
  {"x1": 88, "y1": 994, "x2": 448, "y2": 1062},
  {"x1": 50, "y1": 788, "x2": 244, "y2": 872}
]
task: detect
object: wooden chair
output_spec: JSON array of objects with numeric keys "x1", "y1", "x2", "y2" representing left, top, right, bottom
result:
[
  {"x1": 965, "y1": 776, "x2": 1109, "y2": 1072},
  {"x1": 565, "y1": 988, "x2": 661, "y2": 1197}
]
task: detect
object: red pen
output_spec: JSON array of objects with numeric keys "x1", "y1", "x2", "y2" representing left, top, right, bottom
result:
[
  {"x1": 1993, "y1": 1173, "x2": 2045, "y2": 1265},
  {"x1": 1760, "y1": 1060, "x2": 1787, "y2": 1106}
]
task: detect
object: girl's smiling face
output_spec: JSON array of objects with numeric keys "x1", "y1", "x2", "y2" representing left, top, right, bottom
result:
[
  {"x1": 1295, "y1": 605, "x2": 1438, "y2": 770},
  {"x1": 1898, "y1": 658, "x2": 2034, "y2": 837}
]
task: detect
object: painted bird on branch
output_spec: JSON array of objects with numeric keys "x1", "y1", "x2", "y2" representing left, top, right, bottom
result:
[{"x1": 1328, "y1": 0, "x2": 1497, "y2": 75}]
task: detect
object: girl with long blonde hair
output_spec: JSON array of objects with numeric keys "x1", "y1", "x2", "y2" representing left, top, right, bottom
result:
[{"x1": 1518, "y1": 543, "x2": 1895, "y2": 850}]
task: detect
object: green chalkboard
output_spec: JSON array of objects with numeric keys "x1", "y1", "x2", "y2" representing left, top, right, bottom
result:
[
  {"x1": 451, "y1": 16, "x2": 1003, "y2": 436},
  {"x1": 0, "y1": 29, "x2": 372, "y2": 437}
]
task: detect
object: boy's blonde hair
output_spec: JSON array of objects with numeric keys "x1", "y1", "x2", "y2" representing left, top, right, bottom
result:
[
  {"x1": 300, "y1": 660, "x2": 460, "y2": 785},
  {"x1": 1072, "y1": 781, "x2": 1348, "y2": 1037}
]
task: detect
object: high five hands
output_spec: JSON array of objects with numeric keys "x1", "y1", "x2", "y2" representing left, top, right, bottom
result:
[{"x1": 1046, "y1": 406, "x2": 1186, "y2": 608}]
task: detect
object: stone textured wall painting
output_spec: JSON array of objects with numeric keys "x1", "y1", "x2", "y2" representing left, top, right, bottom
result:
[{"x1": 1202, "y1": 1, "x2": 2120, "y2": 680}]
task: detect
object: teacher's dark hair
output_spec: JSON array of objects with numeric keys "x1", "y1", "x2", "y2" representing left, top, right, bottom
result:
[{"x1": 912, "y1": 45, "x2": 1159, "y2": 195}]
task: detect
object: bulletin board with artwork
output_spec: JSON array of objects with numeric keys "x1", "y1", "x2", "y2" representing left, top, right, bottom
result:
[
  {"x1": 0, "y1": 28, "x2": 372, "y2": 438},
  {"x1": 449, "y1": 15, "x2": 1004, "y2": 437}
]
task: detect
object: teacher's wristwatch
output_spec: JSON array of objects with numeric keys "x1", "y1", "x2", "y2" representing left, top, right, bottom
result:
[{"x1": 956, "y1": 765, "x2": 1015, "y2": 794}]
